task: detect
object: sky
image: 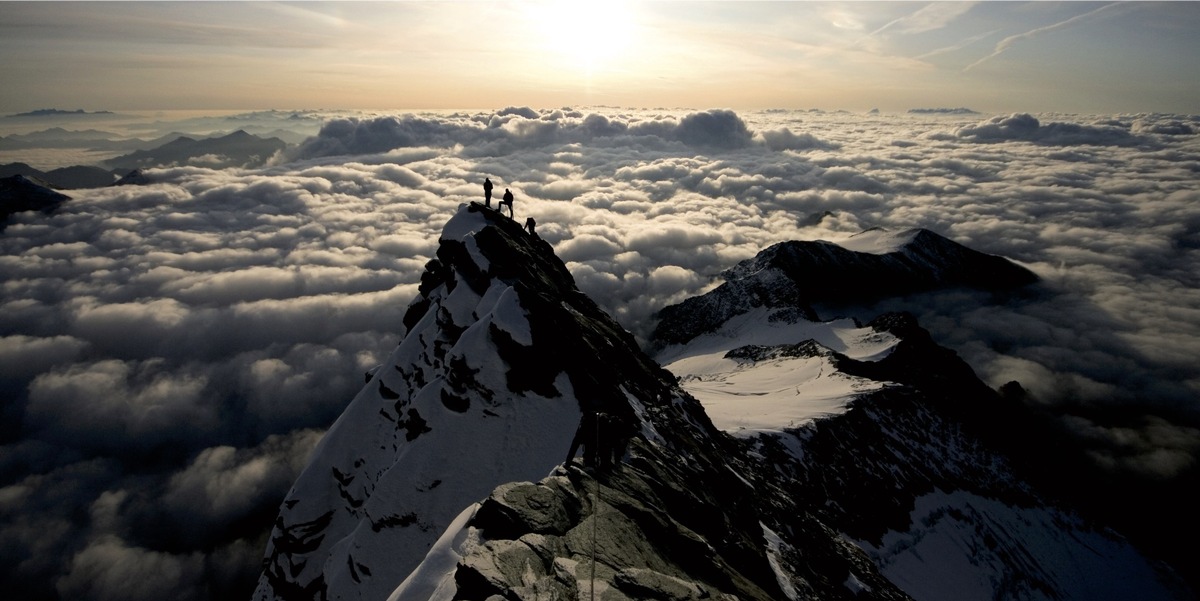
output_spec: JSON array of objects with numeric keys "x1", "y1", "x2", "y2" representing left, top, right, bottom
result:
[{"x1": 2, "y1": 1, "x2": 1199, "y2": 114}]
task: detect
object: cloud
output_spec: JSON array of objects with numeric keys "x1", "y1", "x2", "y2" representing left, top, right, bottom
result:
[
  {"x1": 870, "y1": 1, "x2": 977, "y2": 36},
  {"x1": 57, "y1": 535, "x2": 207, "y2": 601},
  {"x1": 287, "y1": 108, "x2": 772, "y2": 162},
  {"x1": 26, "y1": 359, "x2": 213, "y2": 453},
  {"x1": 162, "y1": 430, "x2": 323, "y2": 534},
  {"x1": 1, "y1": 107, "x2": 1198, "y2": 600},
  {"x1": 0, "y1": 335, "x2": 90, "y2": 380},
  {"x1": 757, "y1": 127, "x2": 839, "y2": 151},
  {"x1": 673, "y1": 109, "x2": 754, "y2": 149},
  {"x1": 954, "y1": 113, "x2": 1145, "y2": 146}
]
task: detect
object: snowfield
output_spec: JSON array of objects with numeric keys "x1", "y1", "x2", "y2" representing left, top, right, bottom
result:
[{"x1": 658, "y1": 307, "x2": 898, "y2": 435}]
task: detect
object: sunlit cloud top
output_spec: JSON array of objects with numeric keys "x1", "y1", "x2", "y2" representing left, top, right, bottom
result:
[{"x1": 1, "y1": 1, "x2": 1198, "y2": 113}]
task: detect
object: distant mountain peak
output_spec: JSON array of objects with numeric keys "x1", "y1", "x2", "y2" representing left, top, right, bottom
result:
[
  {"x1": 653, "y1": 227, "x2": 1037, "y2": 346},
  {"x1": 1, "y1": 174, "x2": 71, "y2": 223},
  {"x1": 103, "y1": 130, "x2": 285, "y2": 170}
]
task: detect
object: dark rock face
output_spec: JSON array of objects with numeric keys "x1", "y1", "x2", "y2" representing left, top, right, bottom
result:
[
  {"x1": 113, "y1": 169, "x2": 152, "y2": 186},
  {"x1": 0, "y1": 174, "x2": 70, "y2": 223},
  {"x1": 448, "y1": 433, "x2": 921, "y2": 601},
  {"x1": 653, "y1": 228, "x2": 1037, "y2": 345}
]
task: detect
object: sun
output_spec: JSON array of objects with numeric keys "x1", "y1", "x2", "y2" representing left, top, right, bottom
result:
[{"x1": 530, "y1": 0, "x2": 638, "y2": 73}]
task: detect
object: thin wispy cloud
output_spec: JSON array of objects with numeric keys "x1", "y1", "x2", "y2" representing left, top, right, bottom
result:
[
  {"x1": 916, "y1": 29, "x2": 996, "y2": 61},
  {"x1": 869, "y1": 1, "x2": 978, "y2": 37},
  {"x1": 964, "y1": 1, "x2": 1128, "y2": 71}
]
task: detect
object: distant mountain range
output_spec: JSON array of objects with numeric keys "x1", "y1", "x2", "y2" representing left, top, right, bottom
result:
[
  {"x1": 0, "y1": 162, "x2": 123, "y2": 189},
  {"x1": 0, "y1": 128, "x2": 189, "y2": 152},
  {"x1": 0, "y1": 130, "x2": 291, "y2": 176},
  {"x1": 102, "y1": 130, "x2": 287, "y2": 169},
  {"x1": 4, "y1": 108, "x2": 118, "y2": 118},
  {"x1": 908, "y1": 107, "x2": 980, "y2": 115}
]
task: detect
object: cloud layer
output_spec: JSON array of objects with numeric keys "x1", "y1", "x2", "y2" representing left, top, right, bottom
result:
[{"x1": 2, "y1": 107, "x2": 1198, "y2": 599}]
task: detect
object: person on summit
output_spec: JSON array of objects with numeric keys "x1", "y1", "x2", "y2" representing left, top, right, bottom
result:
[
  {"x1": 499, "y1": 187, "x2": 514, "y2": 219},
  {"x1": 483, "y1": 177, "x2": 493, "y2": 208}
]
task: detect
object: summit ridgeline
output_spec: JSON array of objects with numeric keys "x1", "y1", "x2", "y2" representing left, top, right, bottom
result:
[
  {"x1": 255, "y1": 204, "x2": 1187, "y2": 601},
  {"x1": 254, "y1": 202, "x2": 790, "y2": 601}
]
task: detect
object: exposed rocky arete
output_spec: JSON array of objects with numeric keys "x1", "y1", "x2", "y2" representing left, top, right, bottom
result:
[{"x1": 255, "y1": 204, "x2": 1187, "y2": 601}]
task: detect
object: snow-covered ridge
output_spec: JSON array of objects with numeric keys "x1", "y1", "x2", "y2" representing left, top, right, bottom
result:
[
  {"x1": 255, "y1": 205, "x2": 586, "y2": 601},
  {"x1": 255, "y1": 203, "x2": 727, "y2": 601}
]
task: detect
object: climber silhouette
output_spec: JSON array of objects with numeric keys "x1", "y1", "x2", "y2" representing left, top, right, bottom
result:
[
  {"x1": 566, "y1": 411, "x2": 600, "y2": 468},
  {"x1": 483, "y1": 177, "x2": 493, "y2": 208},
  {"x1": 524, "y1": 217, "x2": 536, "y2": 237},
  {"x1": 499, "y1": 188, "x2": 514, "y2": 219},
  {"x1": 565, "y1": 411, "x2": 628, "y2": 471}
]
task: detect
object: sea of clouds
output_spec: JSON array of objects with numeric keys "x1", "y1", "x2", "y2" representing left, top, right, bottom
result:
[{"x1": 1, "y1": 107, "x2": 1197, "y2": 599}]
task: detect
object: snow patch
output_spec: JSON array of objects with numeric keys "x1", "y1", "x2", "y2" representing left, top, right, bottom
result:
[
  {"x1": 439, "y1": 203, "x2": 490, "y2": 242},
  {"x1": 386, "y1": 503, "x2": 480, "y2": 601},
  {"x1": 657, "y1": 308, "x2": 897, "y2": 436},
  {"x1": 762, "y1": 522, "x2": 802, "y2": 601},
  {"x1": 488, "y1": 286, "x2": 532, "y2": 346},
  {"x1": 851, "y1": 489, "x2": 1182, "y2": 601},
  {"x1": 832, "y1": 227, "x2": 920, "y2": 255},
  {"x1": 463, "y1": 233, "x2": 490, "y2": 273}
]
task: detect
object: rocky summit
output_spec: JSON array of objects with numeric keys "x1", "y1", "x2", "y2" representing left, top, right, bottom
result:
[{"x1": 255, "y1": 204, "x2": 1187, "y2": 601}]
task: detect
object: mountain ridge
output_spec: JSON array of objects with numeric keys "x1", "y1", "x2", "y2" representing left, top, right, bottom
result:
[
  {"x1": 652, "y1": 227, "x2": 1038, "y2": 346},
  {"x1": 255, "y1": 205, "x2": 1188, "y2": 601},
  {"x1": 103, "y1": 130, "x2": 286, "y2": 170}
]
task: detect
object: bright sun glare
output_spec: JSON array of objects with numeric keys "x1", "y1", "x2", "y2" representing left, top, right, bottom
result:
[{"x1": 530, "y1": 0, "x2": 637, "y2": 73}]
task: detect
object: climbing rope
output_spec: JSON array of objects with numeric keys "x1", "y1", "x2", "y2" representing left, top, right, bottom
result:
[{"x1": 589, "y1": 412, "x2": 600, "y2": 601}]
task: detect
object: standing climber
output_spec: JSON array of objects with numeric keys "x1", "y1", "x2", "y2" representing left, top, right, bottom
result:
[
  {"x1": 500, "y1": 188, "x2": 514, "y2": 219},
  {"x1": 566, "y1": 411, "x2": 600, "y2": 468},
  {"x1": 524, "y1": 217, "x2": 537, "y2": 237},
  {"x1": 565, "y1": 411, "x2": 631, "y2": 471},
  {"x1": 483, "y1": 177, "x2": 494, "y2": 208}
]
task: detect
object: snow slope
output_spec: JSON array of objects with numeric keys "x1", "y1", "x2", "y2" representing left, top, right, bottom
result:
[
  {"x1": 856, "y1": 489, "x2": 1183, "y2": 601},
  {"x1": 657, "y1": 307, "x2": 898, "y2": 435}
]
